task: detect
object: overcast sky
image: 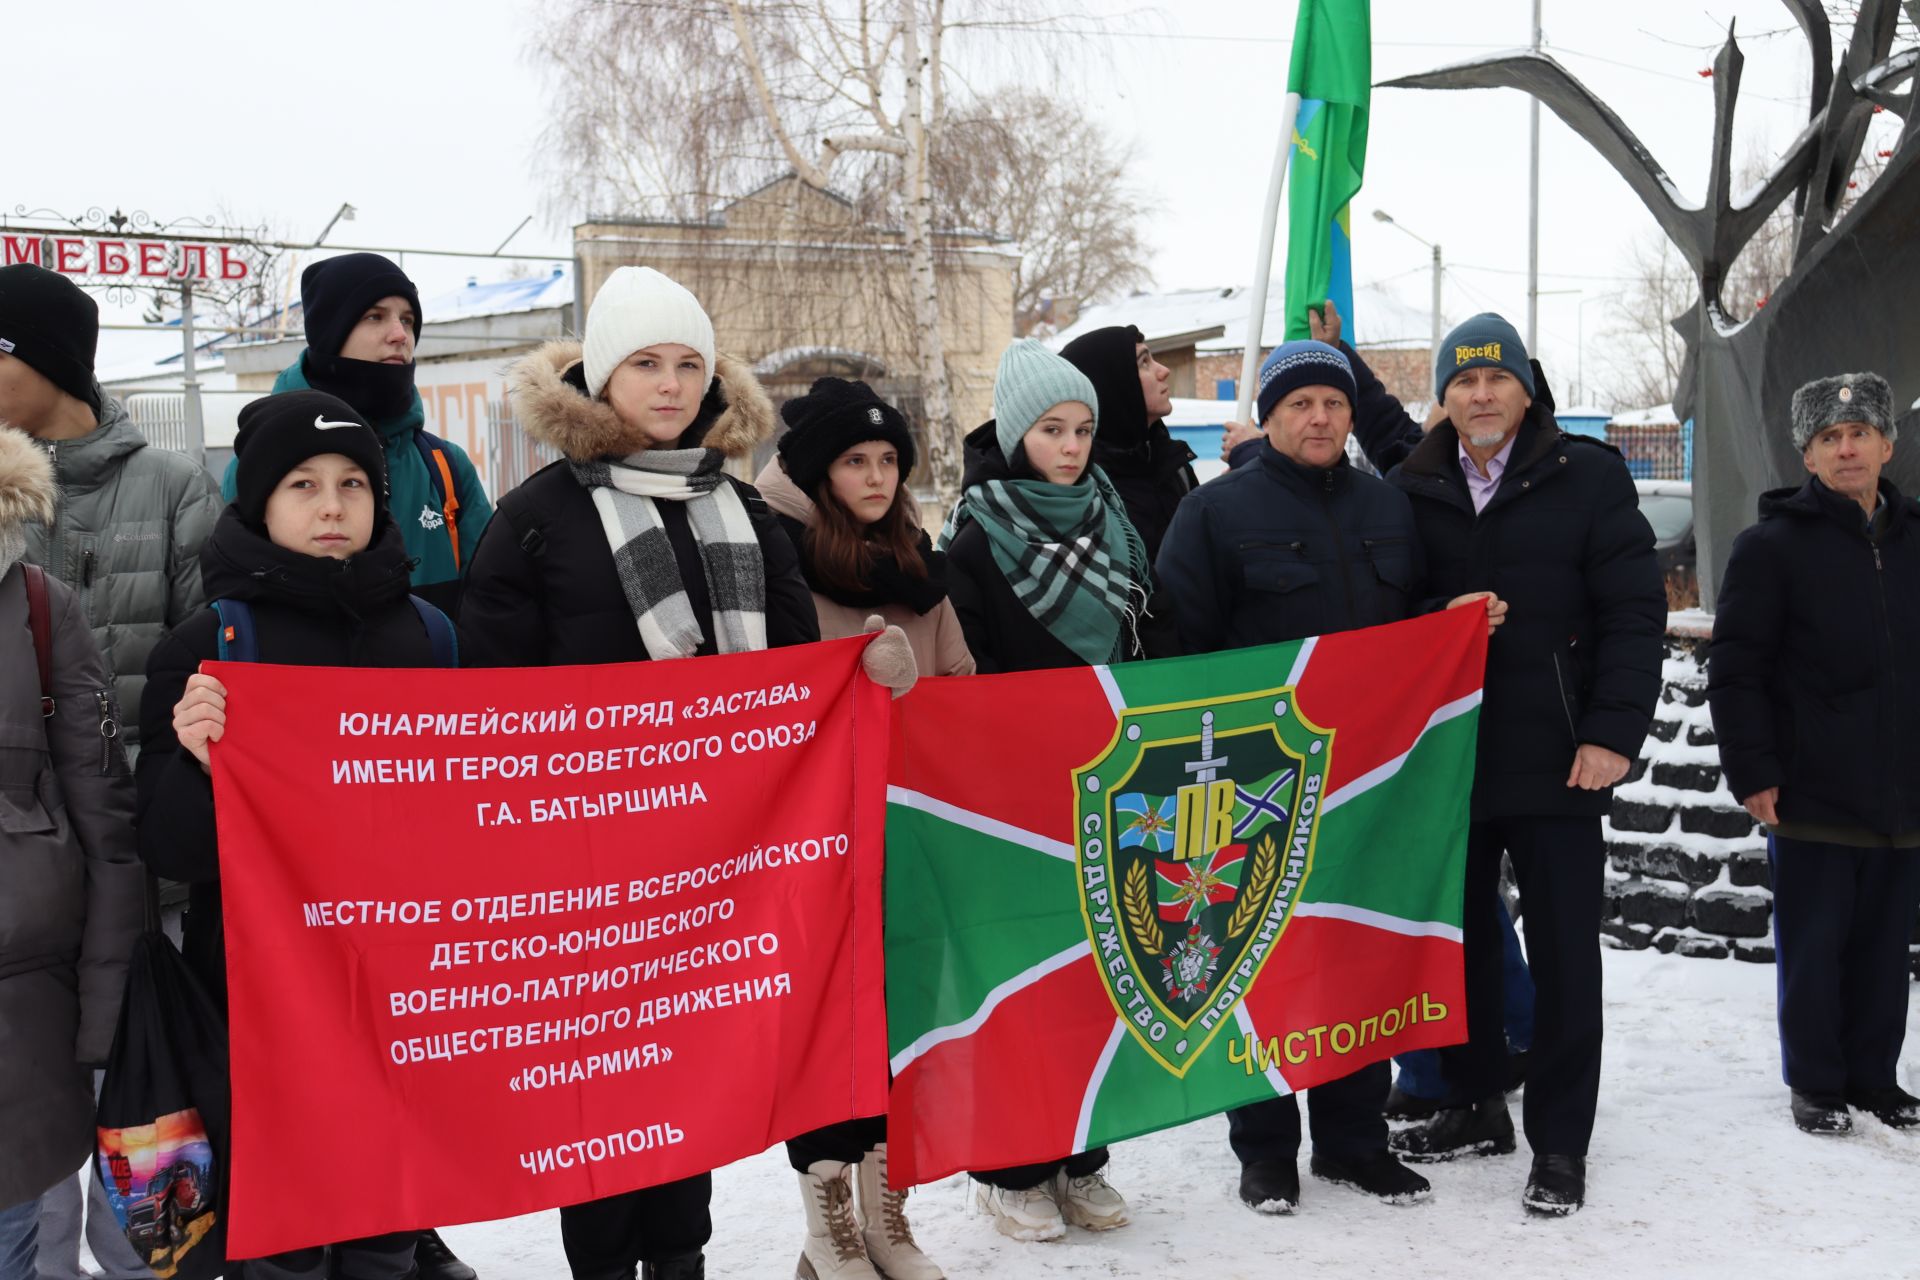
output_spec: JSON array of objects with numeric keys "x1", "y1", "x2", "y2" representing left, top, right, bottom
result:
[{"x1": 7, "y1": 0, "x2": 1897, "y2": 407}]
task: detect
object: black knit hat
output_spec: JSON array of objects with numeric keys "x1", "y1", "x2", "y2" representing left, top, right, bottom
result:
[
  {"x1": 300, "y1": 253, "x2": 422, "y2": 362},
  {"x1": 776, "y1": 378, "x2": 917, "y2": 497},
  {"x1": 0, "y1": 263, "x2": 101, "y2": 413},
  {"x1": 233, "y1": 391, "x2": 389, "y2": 526}
]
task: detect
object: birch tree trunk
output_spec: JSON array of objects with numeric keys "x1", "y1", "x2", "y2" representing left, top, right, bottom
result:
[{"x1": 900, "y1": 0, "x2": 960, "y2": 496}]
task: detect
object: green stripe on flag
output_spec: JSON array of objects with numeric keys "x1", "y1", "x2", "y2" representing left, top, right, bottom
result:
[
  {"x1": 884, "y1": 805, "x2": 1086, "y2": 1054},
  {"x1": 1300, "y1": 711, "x2": 1477, "y2": 925},
  {"x1": 1283, "y1": 0, "x2": 1371, "y2": 341},
  {"x1": 1084, "y1": 1013, "x2": 1283, "y2": 1146},
  {"x1": 1107, "y1": 642, "x2": 1308, "y2": 711}
]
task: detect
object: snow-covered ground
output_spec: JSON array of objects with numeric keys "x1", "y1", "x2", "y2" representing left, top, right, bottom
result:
[{"x1": 364, "y1": 948, "x2": 1920, "y2": 1276}]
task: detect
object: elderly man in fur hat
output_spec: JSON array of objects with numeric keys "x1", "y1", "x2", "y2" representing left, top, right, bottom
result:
[{"x1": 1709, "y1": 371, "x2": 1920, "y2": 1137}]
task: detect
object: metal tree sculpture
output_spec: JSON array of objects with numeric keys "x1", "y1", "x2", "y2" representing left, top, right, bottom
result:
[{"x1": 1385, "y1": 1, "x2": 1920, "y2": 606}]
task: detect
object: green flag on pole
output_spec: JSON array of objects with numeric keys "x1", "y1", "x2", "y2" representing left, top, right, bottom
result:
[{"x1": 1283, "y1": 0, "x2": 1371, "y2": 342}]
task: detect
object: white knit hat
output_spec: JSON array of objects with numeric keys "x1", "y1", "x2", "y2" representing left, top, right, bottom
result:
[{"x1": 582, "y1": 266, "x2": 717, "y2": 399}]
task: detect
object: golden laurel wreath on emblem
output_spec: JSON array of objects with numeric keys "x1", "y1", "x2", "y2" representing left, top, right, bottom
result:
[
  {"x1": 1226, "y1": 832, "x2": 1279, "y2": 938},
  {"x1": 1123, "y1": 861, "x2": 1164, "y2": 955}
]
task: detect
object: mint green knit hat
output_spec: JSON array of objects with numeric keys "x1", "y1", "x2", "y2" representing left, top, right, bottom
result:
[{"x1": 993, "y1": 338, "x2": 1100, "y2": 461}]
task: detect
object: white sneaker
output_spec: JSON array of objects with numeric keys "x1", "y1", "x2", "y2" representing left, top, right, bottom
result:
[
  {"x1": 855, "y1": 1144, "x2": 945, "y2": 1279},
  {"x1": 973, "y1": 1180, "x2": 1066, "y2": 1242},
  {"x1": 1053, "y1": 1169, "x2": 1131, "y2": 1231},
  {"x1": 797, "y1": 1162, "x2": 882, "y2": 1278}
]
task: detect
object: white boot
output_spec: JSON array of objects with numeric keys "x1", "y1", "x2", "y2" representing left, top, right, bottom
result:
[
  {"x1": 972, "y1": 1179, "x2": 1066, "y2": 1242},
  {"x1": 854, "y1": 1144, "x2": 945, "y2": 1279},
  {"x1": 797, "y1": 1161, "x2": 881, "y2": 1279},
  {"x1": 1053, "y1": 1167, "x2": 1131, "y2": 1230}
]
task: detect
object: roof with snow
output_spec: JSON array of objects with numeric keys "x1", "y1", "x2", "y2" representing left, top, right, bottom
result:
[
  {"x1": 1610, "y1": 403, "x2": 1681, "y2": 428},
  {"x1": 1048, "y1": 284, "x2": 1439, "y2": 355},
  {"x1": 420, "y1": 266, "x2": 573, "y2": 323}
]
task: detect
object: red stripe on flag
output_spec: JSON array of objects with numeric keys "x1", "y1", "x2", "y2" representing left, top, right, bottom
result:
[
  {"x1": 891, "y1": 669, "x2": 1120, "y2": 842},
  {"x1": 1292, "y1": 606, "x2": 1486, "y2": 796},
  {"x1": 886, "y1": 953, "x2": 1117, "y2": 1186},
  {"x1": 1238, "y1": 915, "x2": 1467, "y2": 1089}
]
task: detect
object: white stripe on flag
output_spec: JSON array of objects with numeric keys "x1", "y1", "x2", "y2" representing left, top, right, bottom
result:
[
  {"x1": 1073, "y1": 1020, "x2": 1128, "y2": 1153},
  {"x1": 889, "y1": 940, "x2": 1093, "y2": 1077},
  {"x1": 886, "y1": 785, "x2": 1075, "y2": 862},
  {"x1": 1285, "y1": 636, "x2": 1317, "y2": 687},
  {"x1": 1321, "y1": 690, "x2": 1483, "y2": 814},
  {"x1": 1291, "y1": 901, "x2": 1464, "y2": 944},
  {"x1": 1233, "y1": 1002, "x2": 1293, "y2": 1097},
  {"x1": 1092, "y1": 664, "x2": 1125, "y2": 718}
]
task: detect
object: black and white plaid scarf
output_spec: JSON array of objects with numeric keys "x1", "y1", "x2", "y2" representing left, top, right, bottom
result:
[{"x1": 571, "y1": 448, "x2": 766, "y2": 659}]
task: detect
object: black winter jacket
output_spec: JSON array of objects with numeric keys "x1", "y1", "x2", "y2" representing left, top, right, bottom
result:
[
  {"x1": 1157, "y1": 443, "x2": 1423, "y2": 653},
  {"x1": 1707, "y1": 477, "x2": 1920, "y2": 839},
  {"x1": 137, "y1": 509, "x2": 442, "y2": 1004},
  {"x1": 1365, "y1": 369, "x2": 1663, "y2": 819},
  {"x1": 947, "y1": 422, "x2": 1146, "y2": 673},
  {"x1": 459, "y1": 343, "x2": 818, "y2": 667}
]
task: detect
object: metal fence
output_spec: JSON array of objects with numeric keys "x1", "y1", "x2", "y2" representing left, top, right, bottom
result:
[
  {"x1": 1609, "y1": 422, "x2": 1693, "y2": 481},
  {"x1": 486, "y1": 398, "x2": 561, "y2": 494}
]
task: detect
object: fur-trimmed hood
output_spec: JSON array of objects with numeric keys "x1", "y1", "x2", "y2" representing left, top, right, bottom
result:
[
  {"x1": 508, "y1": 340, "x2": 774, "y2": 463},
  {"x1": 0, "y1": 427, "x2": 56, "y2": 536}
]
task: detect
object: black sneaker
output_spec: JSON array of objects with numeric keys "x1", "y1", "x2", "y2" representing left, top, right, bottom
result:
[
  {"x1": 641, "y1": 1254, "x2": 704, "y2": 1280},
  {"x1": 414, "y1": 1230, "x2": 477, "y2": 1280},
  {"x1": 1309, "y1": 1150, "x2": 1432, "y2": 1204},
  {"x1": 1383, "y1": 1084, "x2": 1443, "y2": 1121},
  {"x1": 1237, "y1": 1161, "x2": 1300, "y2": 1214},
  {"x1": 1389, "y1": 1097, "x2": 1516, "y2": 1163},
  {"x1": 1522, "y1": 1154, "x2": 1584, "y2": 1217},
  {"x1": 1846, "y1": 1086, "x2": 1920, "y2": 1129},
  {"x1": 1791, "y1": 1090, "x2": 1852, "y2": 1135}
]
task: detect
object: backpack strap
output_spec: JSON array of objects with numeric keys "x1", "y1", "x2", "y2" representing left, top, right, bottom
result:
[
  {"x1": 22, "y1": 563, "x2": 54, "y2": 718},
  {"x1": 210, "y1": 598, "x2": 260, "y2": 664},
  {"x1": 413, "y1": 431, "x2": 463, "y2": 571},
  {"x1": 409, "y1": 596, "x2": 459, "y2": 668}
]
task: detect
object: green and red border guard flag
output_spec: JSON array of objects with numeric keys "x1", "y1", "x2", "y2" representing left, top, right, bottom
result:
[
  {"x1": 1283, "y1": 0, "x2": 1371, "y2": 341},
  {"x1": 883, "y1": 606, "x2": 1484, "y2": 1185}
]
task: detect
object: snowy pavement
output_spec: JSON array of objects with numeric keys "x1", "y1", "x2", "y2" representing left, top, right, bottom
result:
[{"x1": 426, "y1": 946, "x2": 1920, "y2": 1277}]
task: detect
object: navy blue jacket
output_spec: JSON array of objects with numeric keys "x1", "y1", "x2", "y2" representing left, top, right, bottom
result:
[
  {"x1": 1157, "y1": 444, "x2": 1423, "y2": 654},
  {"x1": 1707, "y1": 477, "x2": 1920, "y2": 837}
]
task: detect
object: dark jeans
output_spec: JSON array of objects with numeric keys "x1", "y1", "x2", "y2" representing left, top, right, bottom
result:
[
  {"x1": 231, "y1": 1233, "x2": 414, "y2": 1279},
  {"x1": 1227, "y1": 1059, "x2": 1390, "y2": 1166},
  {"x1": 971, "y1": 1148, "x2": 1109, "y2": 1191},
  {"x1": 1769, "y1": 834, "x2": 1920, "y2": 1094},
  {"x1": 1397, "y1": 886, "x2": 1534, "y2": 1098},
  {"x1": 785, "y1": 1115, "x2": 888, "y2": 1172},
  {"x1": 558, "y1": 1174, "x2": 713, "y2": 1278},
  {"x1": 1441, "y1": 816, "x2": 1604, "y2": 1156}
]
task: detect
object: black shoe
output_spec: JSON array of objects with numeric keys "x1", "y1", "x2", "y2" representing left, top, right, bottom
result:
[
  {"x1": 1791, "y1": 1090, "x2": 1852, "y2": 1135},
  {"x1": 1522, "y1": 1154, "x2": 1584, "y2": 1217},
  {"x1": 642, "y1": 1254, "x2": 704, "y2": 1280},
  {"x1": 1389, "y1": 1097, "x2": 1516, "y2": 1163},
  {"x1": 414, "y1": 1230, "x2": 477, "y2": 1280},
  {"x1": 1237, "y1": 1161, "x2": 1300, "y2": 1214},
  {"x1": 1845, "y1": 1086, "x2": 1920, "y2": 1129},
  {"x1": 1383, "y1": 1084, "x2": 1443, "y2": 1121},
  {"x1": 1309, "y1": 1150, "x2": 1432, "y2": 1204},
  {"x1": 1504, "y1": 1049, "x2": 1530, "y2": 1093}
]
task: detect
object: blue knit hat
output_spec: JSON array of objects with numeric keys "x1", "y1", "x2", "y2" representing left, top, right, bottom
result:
[
  {"x1": 1436, "y1": 312, "x2": 1535, "y2": 399},
  {"x1": 994, "y1": 338, "x2": 1100, "y2": 461},
  {"x1": 1256, "y1": 340, "x2": 1357, "y2": 425}
]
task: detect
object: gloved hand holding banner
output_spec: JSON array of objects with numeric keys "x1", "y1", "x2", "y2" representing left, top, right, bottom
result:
[{"x1": 208, "y1": 636, "x2": 889, "y2": 1256}]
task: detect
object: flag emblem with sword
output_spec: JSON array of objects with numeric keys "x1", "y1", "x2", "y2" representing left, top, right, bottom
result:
[{"x1": 1073, "y1": 686, "x2": 1332, "y2": 1075}]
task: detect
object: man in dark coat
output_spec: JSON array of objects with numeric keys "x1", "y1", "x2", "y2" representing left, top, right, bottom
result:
[
  {"x1": 1060, "y1": 325, "x2": 1196, "y2": 656},
  {"x1": 1346, "y1": 314, "x2": 1663, "y2": 1218},
  {"x1": 1707, "y1": 371, "x2": 1920, "y2": 1136},
  {"x1": 1159, "y1": 340, "x2": 1503, "y2": 1216}
]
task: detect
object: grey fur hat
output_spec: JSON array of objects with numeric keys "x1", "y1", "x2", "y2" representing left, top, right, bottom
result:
[{"x1": 1791, "y1": 372, "x2": 1897, "y2": 450}]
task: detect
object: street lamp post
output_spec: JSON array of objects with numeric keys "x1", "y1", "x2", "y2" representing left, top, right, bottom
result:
[{"x1": 1372, "y1": 209, "x2": 1443, "y2": 362}]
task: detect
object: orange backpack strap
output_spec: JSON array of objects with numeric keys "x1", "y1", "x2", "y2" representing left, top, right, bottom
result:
[{"x1": 429, "y1": 447, "x2": 462, "y2": 570}]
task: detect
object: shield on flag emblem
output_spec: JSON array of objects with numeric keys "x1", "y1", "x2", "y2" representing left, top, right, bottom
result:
[{"x1": 1072, "y1": 687, "x2": 1332, "y2": 1075}]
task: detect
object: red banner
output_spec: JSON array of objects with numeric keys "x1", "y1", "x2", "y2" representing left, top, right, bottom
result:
[{"x1": 208, "y1": 638, "x2": 890, "y2": 1257}]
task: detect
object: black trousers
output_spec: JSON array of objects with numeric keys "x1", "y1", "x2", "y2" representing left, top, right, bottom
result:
[
  {"x1": 558, "y1": 1173, "x2": 713, "y2": 1278},
  {"x1": 971, "y1": 1147, "x2": 1109, "y2": 1191},
  {"x1": 785, "y1": 1114, "x2": 888, "y2": 1172},
  {"x1": 232, "y1": 1233, "x2": 415, "y2": 1279},
  {"x1": 1226, "y1": 1059, "x2": 1389, "y2": 1166},
  {"x1": 1769, "y1": 834, "x2": 1920, "y2": 1095},
  {"x1": 1442, "y1": 815, "x2": 1604, "y2": 1157}
]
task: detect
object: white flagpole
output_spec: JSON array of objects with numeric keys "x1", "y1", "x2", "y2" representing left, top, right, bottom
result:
[{"x1": 1235, "y1": 91, "x2": 1304, "y2": 429}]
